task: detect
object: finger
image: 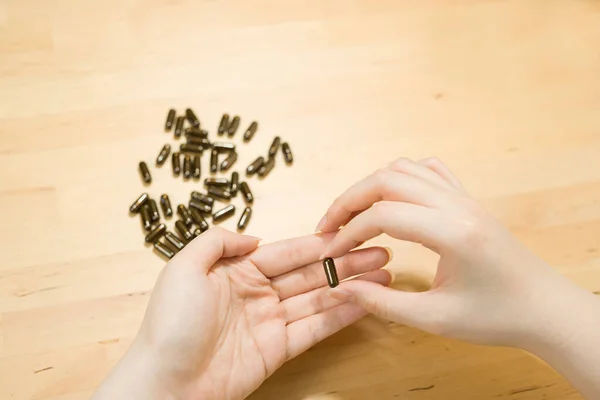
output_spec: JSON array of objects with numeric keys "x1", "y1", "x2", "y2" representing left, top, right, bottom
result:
[
  {"x1": 176, "y1": 227, "x2": 259, "y2": 273},
  {"x1": 283, "y1": 269, "x2": 393, "y2": 324},
  {"x1": 418, "y1": 157, "x2": 465, "y2": 191},
  {"x1": 285, "y1": 303, "x2": 367, "y2": 360},
  {"x1": 272, "y1": 246, "x2": 391, "y2": 300},
  {"x1": 317, "y1": 169, "x2": 444, "y2": 233},
  {"x1": 387, "y1": 157, "x2": 454, "y2": 190},
  {"x1": 325, "y1": 202, "x2": 445, "y2": 258}
]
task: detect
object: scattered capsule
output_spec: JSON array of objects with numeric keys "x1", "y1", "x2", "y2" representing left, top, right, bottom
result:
[
  {"x1": 165, "y1": 231, "x2": 185, "y2": 251},
  {"x1": 145, "y1": 223, "x2": 167, "y2": 243},
  {"x1": 190, "y1": 208, "x2": 210, "y2": 232},
  {"x1": 230, "y1": 172, "x2": 239, "y2": 196},
  {"x1": 227, "y1": 116, "x2": 240, "y2": 137},
  {"x1": 180, "y1": 143, "x2": 204, "y2": 154},
  {"x1": 148, "y1": 199, "x2": 160, "y2": 222},
  {"x1": 187, "y1": 136, "x2": 211, "y2": 148},
  {"x1": 212, "y1": 142, "x2": 236, "y2": 152},
  {"x1": 140, "y1": 205, "x2": 152, "y2": 231},
  {"x1": 130, "y1": 193, "x2": 149, "y2": 213},
  {"x1": 185, "y1": 127, "x2": 208, "y2": 138},
  {"x1": 191, "y1": 191, "x2": 215, "y2": 207},
  {"x1": 246, "y1": 156, "x2": 265, "y2": 176},
  {"x1": 177, "y1": 204, "x2": 194, "y2": 226},
  {"x1": 213, "y1": 204, "x2": 235, "y2": 222},
  {"x1": 258, "y1": 156, "x2": 275, "y2": 177},
  {"x1": 172, "y1": 152, "x2": 181, "y2": 176},
  {"x1": 240, "y1": 181, "x2": 254, "y2": 204},
  {"x1": 323, "y1": 258, "x2": 340, "y2": 288},
  {"x1": 174, "y1": 116, "x2": 185, "y2": 138},
  {"x1": 243, "y1": 121, "x2": 258, "y2": 142},
  {"x1": 282, "y1": 142, "x2": 293, "y2": 164},
  {"x1": 160, "y1": 194, "x2": 173, "y2": 218},
  {"x1": 220, "y1": 152, "x2": 238, "y2": 171},
  {"x1": 183, "y1": 155, "x2": 192, "y2": 179},
  {"x1": 139, "y1": 162, "x2": 152, "y2": 184},
  {"x1": 237, "y1": 207, "x2": 252, "y2": 230},
  {"x1": 185, "y1": 108, "x2": 200, "y2": 128},
  {"x1": 208, "y1": 186, "x2": 231, "y2": 201},
  {"x1": 165, "y1": 109, "x2": 176, "y2": 132},
  {"x1": 218, "y1": 114, "x2": 229, "y2": 136},
  {"x1": 193, "y1": 228, "x2": 205, "y2": 237},
  {"x1": 189, "y1": 199, "x2": 212, "y2": 214},
  {"x1": 156, "y1": 144, "x2": 171, "y2": 166},
  {"x1": 175, "y1": 220, "x2": 194, "y2": 241},
  {"x1": 268, "y1": 136, "x2": 281, "y2": 158},
  {"x1": 210, "y1": 149, "x2": 218, "y2": 174},
  {"x1": 204, "y1": 177, "x2": 229, "y2": 187},
  {"x1": 193, "y1": 155, "x2": 201, "y2": 179},
  {"x1": 154, "y1": 241, "x2": 175, "y2": 259}
]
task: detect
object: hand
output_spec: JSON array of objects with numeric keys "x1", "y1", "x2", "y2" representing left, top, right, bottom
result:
[
  {"x1": 318, "y1": 157, "x2": 587, "y2": 349},
  {"x1": 94, "y1": 227, "x2": 392, "y2": 400}
]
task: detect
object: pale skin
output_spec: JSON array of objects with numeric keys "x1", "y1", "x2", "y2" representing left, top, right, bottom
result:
[{"x1": 94, "y1": 158, "x2": 600, "y2": 400}]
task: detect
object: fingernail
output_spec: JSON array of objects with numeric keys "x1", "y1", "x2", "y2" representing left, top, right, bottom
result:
[
  {"x1": 384, "y1": 247, "x2": 394, "y2": 262},
  {"x1": 315, "y1": 214, "x2": 327, "y2": 232},
  {"x1": 327, "y1": 288, "x2": 354, "y2": 302},
  {"x1": 386, "y1": 269, "x2": 396, "y2": 284}
]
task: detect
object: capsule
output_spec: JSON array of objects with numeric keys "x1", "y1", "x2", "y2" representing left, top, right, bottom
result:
[
  {"x1": 186, "y1": 137, "x2": 211, "y2": 148},
  {"x1": 130, "y1": 193, "x2": 149, "y2": 213},
  {"x1": 218, "y1": 114, "x2": 229, "y2": 136},
  {"x1": 323, "y1": 258, "x2": 340, "y2": 288},
  {"x1": 172, "y1": 152, "x2": 181, "y2": 176},
  {"x1": 212, "y1": 142, "x2": 236, "y2": 152},
  {"x1": 185, "y1": 127, "x2": 208, "y2": 138},
  {"x1": 154, "y1": 241, "x2": 175, "y2": 259},
  {"x1": 148, "y1": 198, "x2": 160, "y2": 222},
  {"x1": 208, "y1": 186, "x2": 231, "y2": 201},
  {"x1": 183, "y1": 155, "x2": 192, "y2": 179},
  {"x1": 230, "y1": 172, "x2": 239, "y2": 196},
  {"x1": 282, "y1": 142, "x2": 293, "y2": 164},
  {"x1": 210, "y1": 149, "x2": 218, "y2": 174},
  {"x1": 204, "y1": 177, "x2": 229, "y2": 187},
  {"x1": 189, "y1": 199, "x2": 212, "y2": 214},
  {"x1": 156, "y1": 144, "x2": 171, "y2": 166},
  {"x1": 240, "y1": 181, "x2": 254, "y2": 204},
  {"x1": 193, "y1": 155, "x2": 201, "y2": 179},
  {"x1": 185, "y1": 108, "x2": 200, "y2": 128},
  {"x1": 220, "y1": 152, "x2": 238, "y2": 171},
  {"x1": 191, "y1": 191, "x2": 215, "y2": 207},
  {"x1": 268, "y1": 136, "x2": 281, "y2": 158},
  {"x1": 237, "y1": 207, "x2": 252, "y2": 230},
  {"x1": 145, "y1": 223, "x2": 167, "y2": 243},
  {"x1": 180, "y1": 143, "x2": 204, "y2": 154},
  {"x1": 174, "y1": 116, "x2": 185, "y2": 138},
  {"x1": 160, "y1": 194, "x2": 173, "y2": 217},
  {"x1": 165, "y1": 231, "x2": 185, "y2": 251},
  {"x1": 175, "y1": 220, "x2": 194, "y2": 241},
  {"x1": 165, "y1": 109, "x2": 176, "y2": 132},
  {"x1": 190, "y1": 208, "x2": 210, "y2": 232},
  {"x1": 257, "y1": 156, "x2": 275, "y2": 177},
  {"x1": 139, "y1": 162, "x2": 152, "y2": 184},
  {"x1": 213, "y1": 204, "x2": 235, "y2": 222},
  {"x1": 177, "y1": 204, "x2": 193, "y2": 226},
  {"x1": 246, "y1": 156, "x2": 265, "y2": 176},
  {"x1": 227, "y1": 116, "x2": 240, "y2": 137},
  {"x1": 140, "y1": 205, "x2": 152, "y2": 231},
  {"x1": 243, "y1": 121, "x2": 258, "y2": 142}
]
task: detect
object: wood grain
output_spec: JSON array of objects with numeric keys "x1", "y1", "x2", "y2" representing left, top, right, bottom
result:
[{"x1": 1, "y1": 0, "x2": 599, "y2": 398}]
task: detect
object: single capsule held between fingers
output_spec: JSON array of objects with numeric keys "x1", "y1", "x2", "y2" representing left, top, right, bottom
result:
[
  {"x1": 156, "y1": 144, "x2": 171, "y2": 166},
  {"x1": 189, "y1": 199, "x2": 213, "y2": 214},
  {"x1": 257, "y1": 156, "x2": 275, "y2": 177},
  {"x1": 210, "y1": 149, "x2": 218, "y2": 174},
  {"x1": 323, "y1": 257, "x2": 339, "y2": 288},
  {"x1": 193, "y1": 155, "x2": 201, "y2": 179},
  {"x1": 145, "y1": 223, "x2": 167, "y2": 243},
  {"x1": 154, "y1": 241, "x2": 175, "y2": 259},
  {"x1": 246, "y1": 156, "x2": 265, "y2": 176},
  {"x1": 139, "y1": 161, "x2": 152, "y2": 184},
  {"x1": 282, "y1": 142, "x2": 293, "y2": 164},
  {"x1": 213, "y1": 204, "x2": 235, "y2": 222},
  {"x1": 237, "y1": 207, "x2": 252, "y2": 230},
  {"x1": 230, "y1": 172, "x2": 239, "y2": 196},
  {"x1": 191, "y1": 191, "x2": 215, "y2": 207},
  {"x1": 172, "y1": 152, "x2": 181, "y2": 176},
  {"x1": 227, "y1": 116, "x2": 240, "y2": 137},
  {"x1": 208, "y1": 186, "x2": 231, "y2": 201},
  {"x1": 130, "y1": 193, "x2": 149, "y2": 213},
  {"x1": 140, "y1": 205, "x2": 152, "y2": 231},
  {"x1": 268, "y1": 136, "x2": 281, "y2": 158},
  {"x1": 243, "y1": 121, "x2": 258, "y2": 142},
  {"x1": 160, "y1": 194, "x2": 173, "y2": 217},
  {"x1": 175, "y1": 220, "x2": 194, "y2": 241},
  {"x1": 183, "y1": 155, "x2": 192, "y2": 179},
  {"x1": 174, "y1": 116, "x2": 185, "y2": 138},
  {"x1": 148, "y1": 198, "x2": 160, "y2": 222},
  {"x1": 220, "y1": 152, "x2": 238, "y2": 172},
  {"x1": 239, "y1": 181, "x2": 254, "y2": 204},
  {"x1": 165, "y1": 109, "x2": 176, "y2": 132},
  {"x1": 218, "y1": 113, "x2": 229, "y2": 136},
  {"x1": 190, "y1": 208, "x2": 210, "y2": 232},
  {"x1": 185, "y1": 108, "x2": 200, "y2": 128},
  {"x1": 204, "y1": 177, "x2": 229, "y2": 187},
  {"x1": 165, "y1": 231, "x2": 185, "y2": 251},
  {"x1": 177, "y1": 204, "x2": 194, "y2": 226}
]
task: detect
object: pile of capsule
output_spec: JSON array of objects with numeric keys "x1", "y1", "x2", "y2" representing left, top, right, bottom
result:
[{"x1": 130, "y1": 108, "x2": 293, "y2": 260}]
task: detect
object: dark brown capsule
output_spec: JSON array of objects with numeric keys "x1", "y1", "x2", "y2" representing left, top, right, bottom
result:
[
  {"x1": 193, "y1": 228, "x2": 205, "y2": 238},
  {"x1": 139, "y1": 162, "x2": 152, "y2": 184},
  {"x1": 183, "y1": 155, "x2": 192, "y2": 179},
  {"x1": 148, "y1": 199, "x2": 160, "y2": 222},
  {"x1": 185, "y1": 127, "x2": 208, "y2": 138},
  {"x1": 282, "y1": 142, "x2": 293, "y2": 164},
  {"x1": 160, "y1": 194, "x2": 173, "y2": 218},
  {"x1": 268, "y1": 136, "x2": 281, "y2": 158},
  {"x1": 213, "y1": 204, "x2": 235, "y2": 222},
  {"x1": 187, "y1": 136, "x2": 211, "y2": 148},
  {"x1": 165, "y1": 109, "x2": 176, "y2": 132},
  {"x1": 165, "y1": 231, "x2": 185, "y2": 251},
  {"x1": 210, "y1": 149, "x2": 218, "y2": 174},
  {"x1": 237, "y1": 207, "x2": 252, "y2": 230},
  {"x1": 145, "y1": 223, "x2": 166, "y2": 243},
  {"x1": 193, "y1": 155, "x2": 201, "y2": 179},
  {"x1": 240, "y1": 181, "x2": 254, "y2": 204},
  {"x1": 154, "y1": 241, "x2": 175, "y2": 259},
  {"x1": 208, "y1": 186, "x2": 231, "y2": 201},
  {"x1": 177, "y1": 204, "x2": 193, "y2": 226},
  {"x1": 156, "y1": 144, "x2": 171, "y2": 166},
  {"x1": 190, "y1": 208, "x2": 210, "y2": 232},
  {"x1": 189, "y1": 199, "x2": 212, "y2": 214},
  {"x1": 227, "y1": 116, "x2": 240, "y2": 137},
  {"x1": 230, "y1": 172, "x2": 239, "y2": 196},
  {"x1": 130, "y1": 193, "x2": 149, "y2": 213},
  {"x1": 175, "y1": 220, "x2": 194, "y2": 241},
  {"x1": 218, "y1": 113, "x2": 229, "y2": 136},
  {"x1": 220, "y1": 152, "x2": 238, "y2": 172},
  {"x1": 246, "y1": 156, "x2": 265, "y2": 176},
  {"x1": 191, "y1": 191, "x2": 215, "y2": 207},
  {"x1": 212, "y1": 142, "x2": 236, "y2": 152},
  {"x1": 172, "y1": 152, "x2": 181, "y2": 176},
  {"x1": 180, "y1": 143, "x2": 204, "y2": 154},
  {"x1": 243, "y1": 121, "x2": 258, "y2": 142},
  {"x1": 174, "y1": 116, "x2": 185, "y2": 138},
  {"x1": 258, "y1": 156, "x2": 275, "y2": 177},
  {"x1": 185, "y1": 108, "x2": 200, "y2": 128},
  {"x1": 140, "y1": 205, "x2": 152, "y2": 231},
  {"x1": 204, "y1": 177, "x2": 229, "y2": 187},
  {"x1": 323, "y1": 258, "x2": 339, "y2": 288}
]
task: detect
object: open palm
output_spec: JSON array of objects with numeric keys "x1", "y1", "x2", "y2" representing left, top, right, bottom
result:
[{"x1": 137, "y1": 228, "x2": 392, "y2": 400}]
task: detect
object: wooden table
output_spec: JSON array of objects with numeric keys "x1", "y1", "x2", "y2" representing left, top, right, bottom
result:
[{"x1": 1, "y1": 1, "x2": 599, "y2": 398}]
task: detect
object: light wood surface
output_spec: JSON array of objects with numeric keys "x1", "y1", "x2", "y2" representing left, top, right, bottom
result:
[{"x1": 1, "y1": 0, "x2": 599, "y2": 399}]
